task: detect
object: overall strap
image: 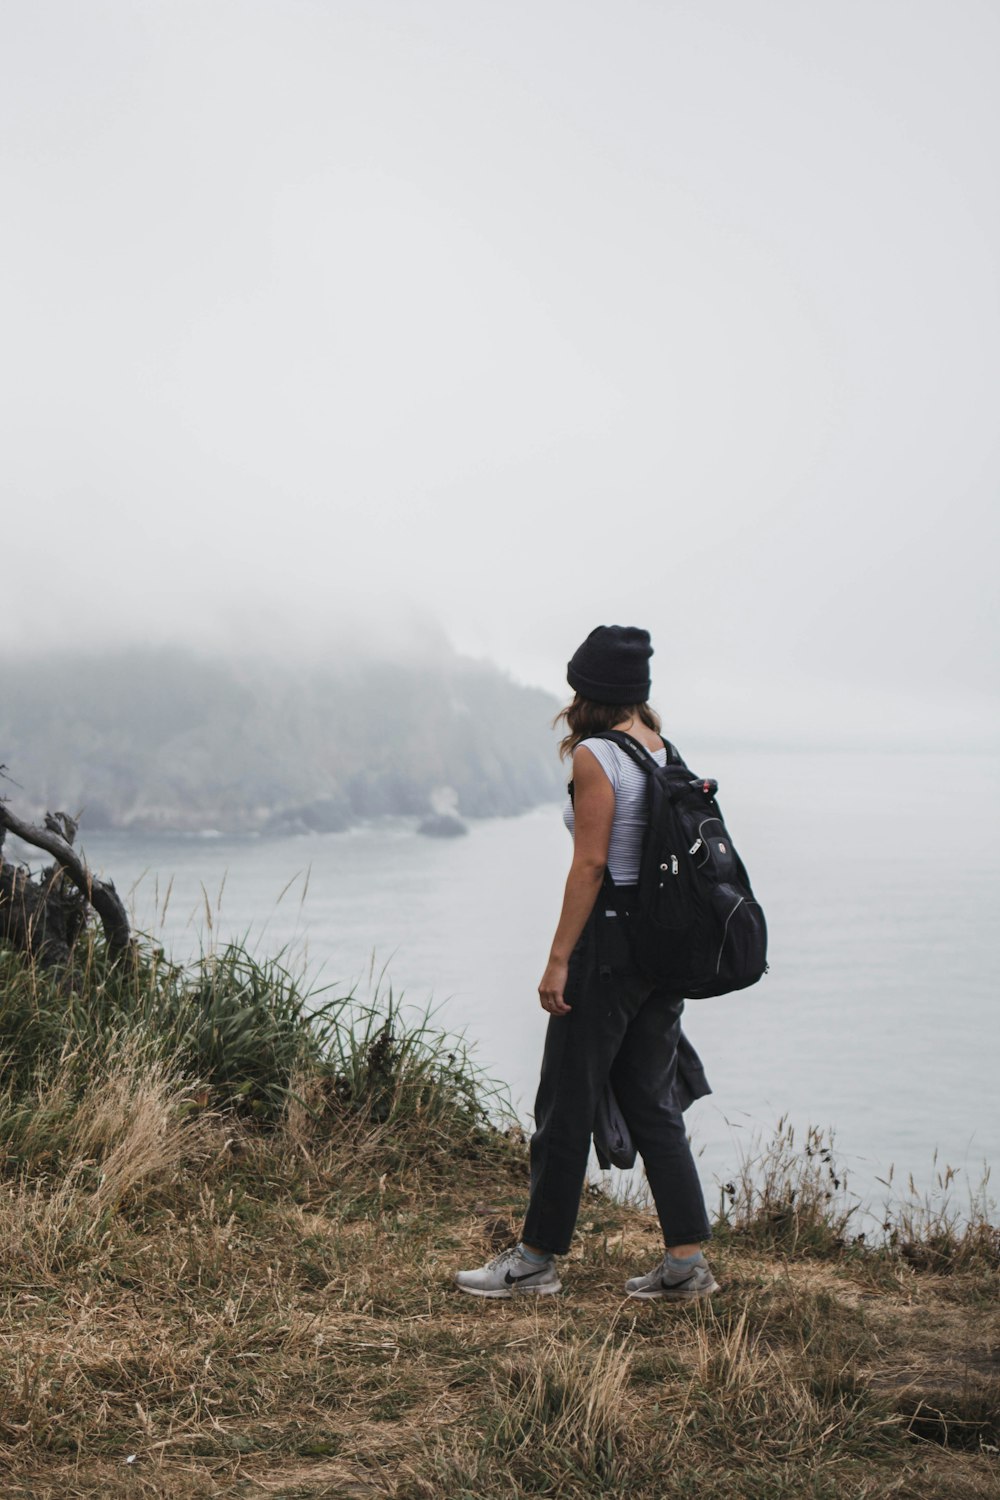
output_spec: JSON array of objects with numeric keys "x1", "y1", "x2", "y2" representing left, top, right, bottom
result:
[{"x1": 564, "y1": 772, "x2": 617, "y2": 973}]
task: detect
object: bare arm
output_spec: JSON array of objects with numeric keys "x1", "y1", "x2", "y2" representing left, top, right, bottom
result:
[{"x1": 538, "y1": 746, "x2": 614, "y2": 1016}]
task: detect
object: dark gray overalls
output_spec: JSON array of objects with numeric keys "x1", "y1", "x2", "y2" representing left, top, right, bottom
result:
[{"x1": 522, "y1": 889, "x2": 712, "y2": 1256}]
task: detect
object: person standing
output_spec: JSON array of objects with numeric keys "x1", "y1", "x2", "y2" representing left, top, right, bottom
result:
[{"x1": 455, "y1": 626, "x2": 717, "y2": 1301}]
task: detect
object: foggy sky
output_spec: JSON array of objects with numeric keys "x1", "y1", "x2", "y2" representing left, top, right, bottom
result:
[{"x1": 2, "y1": 0, "x2": 997, "y2": 747}]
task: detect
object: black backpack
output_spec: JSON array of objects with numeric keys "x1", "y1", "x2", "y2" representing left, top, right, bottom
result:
[{"x1": 592, "y1": 731, "x2": 767, "y2": 998}]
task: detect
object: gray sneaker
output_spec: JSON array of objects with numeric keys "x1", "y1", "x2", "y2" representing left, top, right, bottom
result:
[
  {"x1": 455, "y1": 1245, "x2": 562, "y2": 1299},
  {"x1": 625, "y1": 1255, "x2": 719, "y2": 1301}
]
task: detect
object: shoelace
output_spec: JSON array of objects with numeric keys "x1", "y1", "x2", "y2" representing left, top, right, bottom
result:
[{"x1": 488, "y1": 1246, "x2": 521, "y2": 1271}]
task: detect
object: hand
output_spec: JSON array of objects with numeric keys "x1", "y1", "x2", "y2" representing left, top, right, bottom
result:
[{"x1": 538, "y1": 959, "x2": 571, "y2": 1017}]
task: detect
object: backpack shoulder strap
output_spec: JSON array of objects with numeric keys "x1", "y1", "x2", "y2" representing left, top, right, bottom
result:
[
  {"x1": 591, "y1": 730, "x2": 681, "y2": 771},
  {"x1": 569, "y1": 732, "x2": 685, "y2": 801}
]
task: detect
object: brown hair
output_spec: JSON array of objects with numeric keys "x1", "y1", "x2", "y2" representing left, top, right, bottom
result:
[{"x1": 554, "y1": 694, "x2": 662, "y2": 760}]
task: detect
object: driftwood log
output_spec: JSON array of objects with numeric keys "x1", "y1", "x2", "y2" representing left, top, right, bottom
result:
[{"x1": 0, "y1": 790, "x2": 130, "y2": 967}]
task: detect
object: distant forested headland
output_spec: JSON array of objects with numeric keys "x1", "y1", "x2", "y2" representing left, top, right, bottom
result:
[{"x1": 0, "y1": 646, "x2": 565, "y2": 834}]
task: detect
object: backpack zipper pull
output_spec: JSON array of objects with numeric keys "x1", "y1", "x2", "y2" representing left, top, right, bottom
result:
[{"x1": 671, "y1": 854, "x2": 679, "y2": 875}]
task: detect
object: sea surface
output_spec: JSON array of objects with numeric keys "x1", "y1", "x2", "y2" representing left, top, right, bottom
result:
[{"x1": 73, "y1": 749, "x2": 999, "y2": 1226}]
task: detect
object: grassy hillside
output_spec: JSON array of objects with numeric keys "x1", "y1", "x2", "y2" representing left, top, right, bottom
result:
[
  {"x1": 0, "y1": 646, "x2": 564, "y2": 833},
  {"x1": 0, "y1": 929, "x2": 997, "y2": 1498}
]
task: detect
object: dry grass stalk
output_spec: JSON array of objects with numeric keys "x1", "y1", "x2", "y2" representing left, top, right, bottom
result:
[
  {"x1": 0, "y1": 1039, "x2": 215, "y2": 1281},
  {"x1": 495, "y1": 1324, "x2": 636, "y2": 1464}
]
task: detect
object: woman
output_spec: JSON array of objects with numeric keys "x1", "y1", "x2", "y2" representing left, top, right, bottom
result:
[{"x1": 455, "y1": 625, "x2": 717, "y2": 1300}]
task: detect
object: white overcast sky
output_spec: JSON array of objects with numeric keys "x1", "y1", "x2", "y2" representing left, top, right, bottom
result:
[{"x1": 2, "y1": 0, "x2": 997, "y2": 745}]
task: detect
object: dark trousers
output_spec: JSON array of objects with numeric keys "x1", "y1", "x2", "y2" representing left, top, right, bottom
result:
[{"x1": 522, "y1": 897, "x2": 711, "y2": 1257}]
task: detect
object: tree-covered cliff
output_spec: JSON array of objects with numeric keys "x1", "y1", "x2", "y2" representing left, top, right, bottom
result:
[{"x1": 0, "y1": 646, "x2": 565, "y2": 833}]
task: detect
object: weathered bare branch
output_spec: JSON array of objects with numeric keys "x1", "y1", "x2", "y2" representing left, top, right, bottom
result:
[{"x1": 0, "y1": 803, "x2": 131, "y2": 957}]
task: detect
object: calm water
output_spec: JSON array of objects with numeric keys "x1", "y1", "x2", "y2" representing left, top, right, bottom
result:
[{"x1": 77, "y1": 749, "x2": 999, "y2": 1221}]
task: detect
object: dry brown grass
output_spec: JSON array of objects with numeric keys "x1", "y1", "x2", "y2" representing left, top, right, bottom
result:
[
  {"x1": 1, "y1": 1127, "x2": 998, "y2": 1499},
  {"x1": 0, "y1": 981, "x2": 997, "y2": 1497},
  {"x1": 0, "y1": 1042, "x2": 216, "y2": 1286}
]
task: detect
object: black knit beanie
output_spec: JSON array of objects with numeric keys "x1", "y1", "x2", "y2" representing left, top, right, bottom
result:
[{"x1": 566, "y1": 625, "x2": 653, "y2": 705}]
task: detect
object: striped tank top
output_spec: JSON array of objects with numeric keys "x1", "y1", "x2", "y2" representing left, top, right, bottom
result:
[{"x1": 561, "y1": 736, "x2": 666, "y2": 884}]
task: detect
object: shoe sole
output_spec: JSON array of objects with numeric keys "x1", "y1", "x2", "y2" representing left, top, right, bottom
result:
[
  {"x1": 625, "y1": 1276, "x2": 720, "y2": 1302},
  {"x1": 455, "y1": 1279, "x2": 563, "y2": 1299}
]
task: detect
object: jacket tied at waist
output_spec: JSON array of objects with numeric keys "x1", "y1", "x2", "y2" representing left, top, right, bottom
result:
[{"x1": 592, "y1": 1029, "x2": 710, "y2": 1171}]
